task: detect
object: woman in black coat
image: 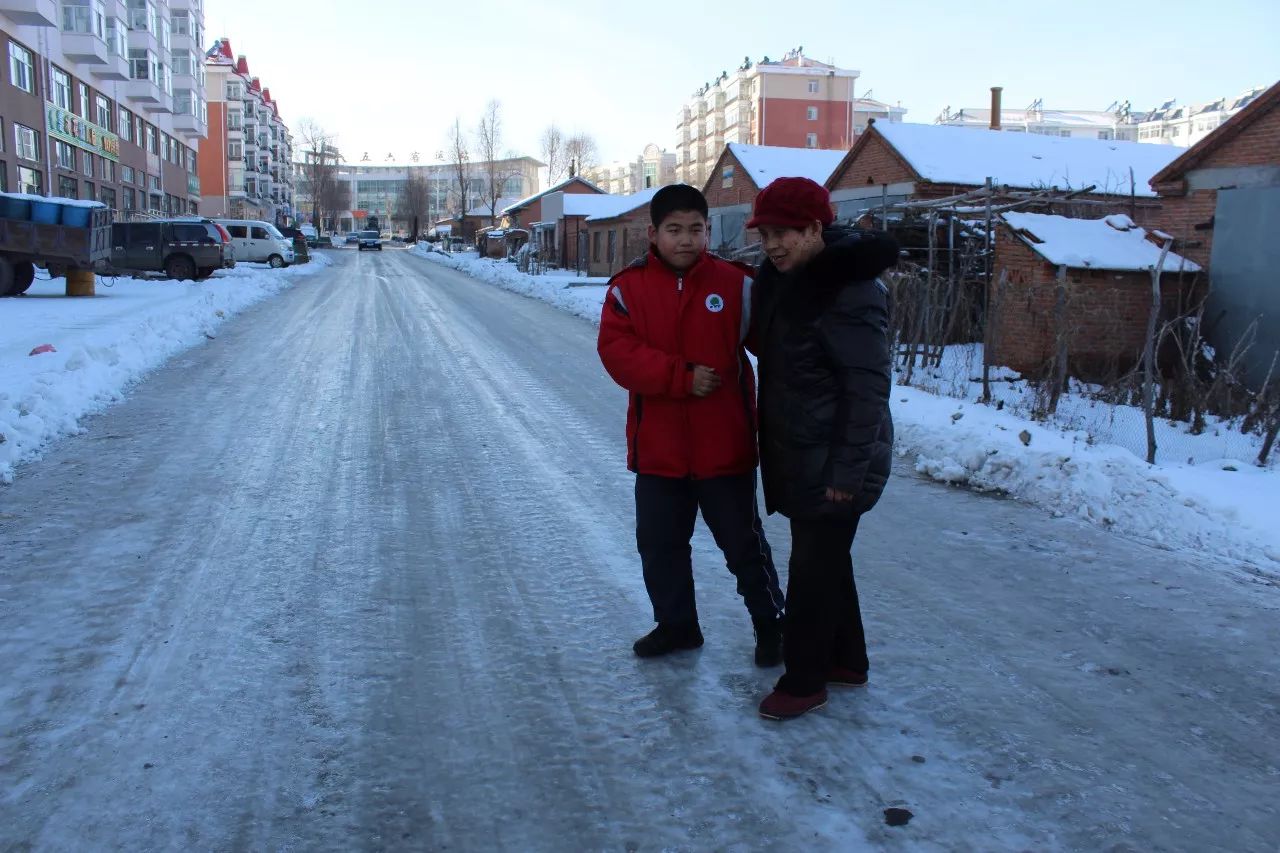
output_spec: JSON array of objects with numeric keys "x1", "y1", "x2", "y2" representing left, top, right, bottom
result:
[{"x1": 746, "y1": 177, "x2": 899, "y2": 721}]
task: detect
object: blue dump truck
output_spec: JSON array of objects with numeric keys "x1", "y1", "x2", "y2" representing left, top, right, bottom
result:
[{"x1": 0, "y1": 192, "x2": 113, "y2": 296}]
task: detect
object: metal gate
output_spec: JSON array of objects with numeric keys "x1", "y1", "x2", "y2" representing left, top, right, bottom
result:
[{"x1": 1207, "y1": 186, "x2": 1280, "y2": 388}]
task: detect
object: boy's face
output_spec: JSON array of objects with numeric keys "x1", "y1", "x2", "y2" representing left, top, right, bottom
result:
[{"x1": 648, "y1": 210, "x2": 707, "y2": 272}]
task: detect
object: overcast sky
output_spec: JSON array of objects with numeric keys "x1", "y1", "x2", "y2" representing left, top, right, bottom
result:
[{"x1": 203, "y1": 0, "x2": 1279, "y2": 167}]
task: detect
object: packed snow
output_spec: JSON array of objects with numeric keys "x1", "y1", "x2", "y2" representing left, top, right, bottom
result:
[
  {"x1": 0, "y1": 254, "x2": 333, "y2": 483},
  {"x1": 1002, "y1": 210, "x2": 1202, "y2": 271},
  {"x1": 410, "y1": 243, "x2": 1280, "y2": 568},
  {"x1": 870, "y1": 122, "x2": 1183, "y2": 196}
]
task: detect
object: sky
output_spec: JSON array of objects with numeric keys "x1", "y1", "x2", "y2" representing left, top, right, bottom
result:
[{"x1": 203, "y1": 0, "x2": 1280, "y2": 168}]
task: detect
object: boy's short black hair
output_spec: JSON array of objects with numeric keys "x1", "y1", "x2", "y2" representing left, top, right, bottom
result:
[{"x1": 650, "y1": 184, "x2": 708, "y2": 227}]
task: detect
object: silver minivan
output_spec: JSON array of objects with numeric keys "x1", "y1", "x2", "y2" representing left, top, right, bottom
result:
[{"x1": 214, "y1": 219, "x2": 296, "y2": 267}]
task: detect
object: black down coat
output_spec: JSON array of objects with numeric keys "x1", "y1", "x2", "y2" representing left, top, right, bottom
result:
[{"x1": 752, "y1": 227, "x2": 900, "y2": 520}]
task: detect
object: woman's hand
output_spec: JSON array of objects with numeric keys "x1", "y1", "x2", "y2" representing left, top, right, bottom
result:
[{"x1": 825, "y1": 486, "x2": 854, "y2": 503}]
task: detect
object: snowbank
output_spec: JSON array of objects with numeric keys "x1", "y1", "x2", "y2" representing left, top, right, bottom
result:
[
  {"x1": 408, "y1": 245, "x2": 1280, "y2": 568},
  {"x1": 0, "y1": 255, "x2": 333, "y2": 483}
]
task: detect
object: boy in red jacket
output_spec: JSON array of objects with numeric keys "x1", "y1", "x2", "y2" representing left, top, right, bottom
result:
[{"x1": 597, "y1": 184, "x2": 784, "y2": 666}]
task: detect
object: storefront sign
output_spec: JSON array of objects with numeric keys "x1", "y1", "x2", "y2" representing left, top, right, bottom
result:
[{"x1": 45, "y1": 102, "x2": 119, "y2": 162}]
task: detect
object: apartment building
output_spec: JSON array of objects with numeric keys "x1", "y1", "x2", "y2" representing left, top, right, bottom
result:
[
  {"x1": 1135, "y1": 86, "x2": 1270, "y2": 148},
  {"x1": 583, "y1": 143, "x2": 676, "y2": 195},
  {"x1": 198, "y1": 37, "x2": 293, "y2": 224},
  {"x1": 1, "y1": 0, "x2": 208, "y2": 214},
  {"x1": 935, "y1": 98, "x2": 1141, "y2": 141},
  {"x1": 673, "y1": 48, "x2": 905, "y2": 188}
]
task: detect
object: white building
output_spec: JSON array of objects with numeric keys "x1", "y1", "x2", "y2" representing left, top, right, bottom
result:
[
  {"x1": 583, "y1": 144, "x2": 676, "y2": 195},
  {"x1": 1135, "y1": 86, "x2": 1270, "y2": 147},
  {"x1": 936, "y1": 98, "x2": 1140, "y2": 141}
]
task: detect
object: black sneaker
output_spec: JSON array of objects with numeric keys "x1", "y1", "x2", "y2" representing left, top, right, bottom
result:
[
  {"x1": 752, "y1": 614, "x2": 784, "y2": 668},
  {"x1": 633, "y1": 622, "x2": 704, "y2": 658}
]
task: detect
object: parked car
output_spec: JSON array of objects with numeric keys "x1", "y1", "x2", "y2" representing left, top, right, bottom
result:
[
  {"x1": 213, "y1": 219, "x2": 295, "y2": 267},
  {"x1": 357, "y1": 229, "x2": 382, "y2": 251},
  {"x1": 172, "y1": 216, "x2": 235, "y2": 268},
  {"x1": 344, "y1": 232, "x2": 359, "y2": 245},
  {"x1": 108, "y1": 219, "x2": 225, "y2": 280},
  {"x1": 298, "y1": 224, "x2": 318, "y2": 245}
]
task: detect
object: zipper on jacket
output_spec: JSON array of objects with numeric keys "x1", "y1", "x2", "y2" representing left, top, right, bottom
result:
[{"x1": 677, "y1": 276, "x2": 683, "y2": 292}]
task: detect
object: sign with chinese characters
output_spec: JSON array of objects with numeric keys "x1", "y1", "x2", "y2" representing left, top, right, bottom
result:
[{"x1": 45, "y1": 102, "x2": 119, "y2": 162}]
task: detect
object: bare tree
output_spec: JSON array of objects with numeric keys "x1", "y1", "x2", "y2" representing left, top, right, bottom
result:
[
  {"x1": 564, "y1": 132, "x2": 599, "y2": 177},
  {"x1": 475, "y1": 100, "x2": 519, "y2": 226},
  {"x1": 296, "y1": 118, "x2": 339, "y2": 233},
  {"x1": 397, "y1": 171, "x2": 431, "y2": 240},
  {"x1": 541, "y1": 124, "x2": 566, "y2": 185},
  {"x1": 446, "y1": 117, "x2": 471, "y2": 220},
  {"x1": 319, "y1": 178, "x2": 350, "y2": 235}
]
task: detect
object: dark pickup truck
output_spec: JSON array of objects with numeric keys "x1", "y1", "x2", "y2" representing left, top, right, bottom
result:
[
  {"x1": 106, "y1": 219, "x2": 227, "y2": 280},
  {"x1": 0, "y1": 204, "x2": 112, "y2": 296}
]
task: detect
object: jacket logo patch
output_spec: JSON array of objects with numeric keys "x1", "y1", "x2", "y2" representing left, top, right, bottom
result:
[{"x1": 705, "y1": 294, "x2": 725, "y2": 313}]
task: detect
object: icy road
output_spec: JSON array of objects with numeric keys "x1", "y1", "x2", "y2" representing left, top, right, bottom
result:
[{"x1": 1, "y1": 248, "x2": 1277, "y2": 851}]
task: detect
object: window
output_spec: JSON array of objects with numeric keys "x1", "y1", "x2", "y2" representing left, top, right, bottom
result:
[
  {"x1": 807, "y1": 80, "x2": 819, "y2": 94},
  {"x1": 121, "y1": 165, "x2": 135, "y2": 183},
  {"x1": 226, "y1": 224, "x2": 247, "y2": 238},
  {"x1": 807, "y1": 106, "x2": 818, "y2": 121},
  {"x1": 58, "y1": 175, "x2": 79, "y2": 198},
  {"x1": 101, "y1": 159, "x2": 113, "y2": 182},
  {"x1": 228, "y1": 141, "x2": 242, "y2": 160},
  {"x1": 9, "y1": 42, "x2": 34, "y2": 94},
  {"x1": 1098, "y1": 129, "x2": 1114, "y2": 140},
  {"x1": 172, "y1": 49, "x2": 194, "y2": 77},
  {"x1": 62, "y1": 0, "x2": 106, "y2": 37},
  {"x1": 55, "y1": 140, "x2": 75, "y2": 169},
  {"x1": 607, "y1": 230, "x2": 616, "y2": 265},
  {"x1": 105, "y1": 16, "x2": 125, "y2": 58},
  {"x1": 227, "y1": 108, "x2": 241, "y2": 130},
  {"x1": 99, "y1": 186, "x2": 115, "y2": 209},
  {"x1": 118, "y1": 106, "x2": 132, "y2": 142},
  {"x1": 226, "y1": 81, "x2": 241, "y2": 100},
  {"x1": 145, "y1": 124, "x2": 157, "y2": 155},
  {"x1": 52, "y1": 67, "x2": 72, "y2": 109},
  {"x1": 84, "y1": 180, "x2": 94, "y2": 199},
  {"x1": 172, "y1": 223, "x2": 209, "y2": 242},
  {"x1": 127, "y1": 0, "x2": 156, "y2": 33},
  {"x1": 83, "y1": 152, "x2": 94, "y2": 178},
  {"x1": 78, "y1": 83, "x2": 90, "y2": 119},
  {"x1": 150, "y1": 173, "x2": 161, "y2": 191},
  {"x1": 18, "y1": 165, "x2": 41, "y2": 194},
  {"x1": 92, "y1": 94, "x2": 111, "y2": 129},
  {"x1": 251, "y1": 225, "x2": 270, "y2": 239},
  {"x1": 592, "y1": 230, "x2": 601, "y2": 262},
  {"x1": 0, "y1": 163, "x2": 6, "y2": 192},
  {"x1": 171, "y1": 8, "x2": 190, "y2": 34},
  {"x1": 805, "y1": 133, "x2": 818, "y2": 148},
  {"x1": 122, "y1": 186, "x2": 135, "y2": 211},
  {"x1": 722, "y1": 165, "x2": 734, "y2": 188}
]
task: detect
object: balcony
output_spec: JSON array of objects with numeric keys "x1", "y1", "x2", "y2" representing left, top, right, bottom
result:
[
  {"x1": 126, "y1": 24, "x2": 159, "y2": 55},
  {"x1": 126, "y1": 76, "x2": 170, "y2": 110},
  {"x1": 172, "y1": 109, "x2": 205, "y2": 138},
  {"x1": 0, "y1": 0, "x2": 57, "y2": 26},
  {"x1": 61, "y1": 32, "x2": 109, "y2": 65}
]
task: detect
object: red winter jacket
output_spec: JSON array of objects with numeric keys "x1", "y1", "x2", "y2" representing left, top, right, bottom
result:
[{"x1": 597, "y1": 247, "x2": 758, "y2": 479}]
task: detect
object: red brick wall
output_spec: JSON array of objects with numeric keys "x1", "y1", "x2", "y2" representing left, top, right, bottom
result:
[
  {"x1": 1195, "y1": 100, "x2": 1280, "y2": 170},
  {"x1": 990, "y1": 225, "x2": 1192, "y2": 377},
  {"x1": 587, "y1": 208, "x2": 650, "y2": 277},
  {"x1": 1150, "y1": 189, "x2": 1218, "y2": 269},
  {"x1": 760, "y1": 99, "x2": 853, "y2": 149},
  {"x1": 703, "y1": 148, "x2": 759, "y2": 209},
  {"x1": 829, "y1": 133, "x2": 916, "y2": 191}
]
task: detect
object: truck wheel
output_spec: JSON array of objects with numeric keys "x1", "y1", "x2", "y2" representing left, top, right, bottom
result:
[
  {"x1": 165, "y1": 255, "x2": 196, "y2": 280},
  {"x1": 11, "y1": 261, "x2": 35, "y2": 294},
  {"x1": 268, "y1": 254, "x2": 285, "y2": 268},
  {"x1": 0, "y1": 257, "x2": 14, "y2": 297}
]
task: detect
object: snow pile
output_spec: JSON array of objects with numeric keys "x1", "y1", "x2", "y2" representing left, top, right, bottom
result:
[
  {"x1": 873, "y1": 123, "x2": 1181, "y2": 196},
  {"x1": 0, "y1": 255, "x2": 332, "y2": 483},
  {"x1": 1002, "y1": 211, "x2": 1202, "y2": 271},
  {"x1": 407, "y1": 247, "x2": 1279, "y2": 567}
]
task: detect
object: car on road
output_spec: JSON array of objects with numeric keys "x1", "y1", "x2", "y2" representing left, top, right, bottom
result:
[
  {"x1": 213, "y1": 219, "x2": 296, "y2": 267},
  {"x1": 357, "y1": 230, "x2": 382, "y2": 251},
  {"x1": 344, "y1": 232, "x2": 359, "y2": 245},
  {"x1": 108, "y1": 219, "x2": 227, "y2": 280}
]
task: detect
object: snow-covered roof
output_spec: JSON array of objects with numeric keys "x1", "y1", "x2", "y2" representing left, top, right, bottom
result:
[
  {"x1": 583, "y1": 187, "x2": 662, "y2": 221},
  {"x1": 503, "y1": 176, "x2": 603, "y2": 214},
  {"x1": 728, "y1": 144, "x2": 847, "y2": 189},
  {"x1": 1001, "y1": 211, "x2": 1202, "y2": 272},
  {"x1": 870, "y1": 123, "x2": 1181, "y2": 197},
  {"x1": 466, "y1": 197, "x2": 518, "y2": 218}
]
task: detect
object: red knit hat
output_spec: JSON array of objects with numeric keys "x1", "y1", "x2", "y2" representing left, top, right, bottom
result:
[{"x1": 746, "y1": 176, "x2": 835, "y2": 229}]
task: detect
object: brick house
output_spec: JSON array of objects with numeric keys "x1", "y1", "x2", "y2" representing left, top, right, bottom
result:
[
  {"x1": 990, "y1": 211, "x2": 1201, "y2": 376},
  {"x1": 503, "y1": 176, "x2": 604, "y2": 266},
  {"x1": 1149, "y1": 80, "x2": 1280, "y2": 387},
  {"x1": 825, "y1": 121, "x2": 1184, "y2": 226},
  {"x1": 702, "y1": 143, "x2": 846, "y2": 251},
  {"x1": 583, "y1": 189, "x2": 663, "y2": 278}
]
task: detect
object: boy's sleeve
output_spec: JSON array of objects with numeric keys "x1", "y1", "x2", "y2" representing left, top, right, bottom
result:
[{"x1": 597, "y1": 280, "x2": 693, "y2": 398}]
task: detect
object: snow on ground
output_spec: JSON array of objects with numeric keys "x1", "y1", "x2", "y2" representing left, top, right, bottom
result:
[
  {"x1": 0, "y1": 254, "x2": 333, "y2": 483},
  {"x1": 411, "y1": 244, "x2": 1280, "y2": 568}
]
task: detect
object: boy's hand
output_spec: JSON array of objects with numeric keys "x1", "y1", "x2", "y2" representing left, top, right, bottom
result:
[
  {"x1": 691, "y1": 365, "x2": 722, "y2": 397},
  {"x1": 825, "y1": 486, "x2": 854, "y2": 503}
]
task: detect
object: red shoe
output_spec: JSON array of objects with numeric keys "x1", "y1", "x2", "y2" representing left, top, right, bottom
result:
[
  {"x1": 828, "y1": 667, "x2": 868, "y2": 687},
  {"x1": 758, "y1": 688, "x2": 828, "y2": 720}
]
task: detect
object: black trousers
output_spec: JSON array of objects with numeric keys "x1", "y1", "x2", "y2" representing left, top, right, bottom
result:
[
  {"x1": 635, "y1": 472, "x2": 784, "y2": 627},
  {"x1": 776, "y1": 515, "x2": 868, "y2": 696}
]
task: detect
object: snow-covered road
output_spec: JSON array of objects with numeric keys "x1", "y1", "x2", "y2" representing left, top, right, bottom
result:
[{"x1": 1, "y1": 248, "x2": 1276, "y2": 851}]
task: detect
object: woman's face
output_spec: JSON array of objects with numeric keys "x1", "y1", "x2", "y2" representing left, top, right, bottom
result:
[{"x1": 758, "y1": 222, "x2": 823, "y2": 274}]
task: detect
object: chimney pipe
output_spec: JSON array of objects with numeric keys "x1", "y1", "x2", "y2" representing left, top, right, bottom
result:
[{"x1": 990, "y1": 87, "x2": 1003, "y2": 130}]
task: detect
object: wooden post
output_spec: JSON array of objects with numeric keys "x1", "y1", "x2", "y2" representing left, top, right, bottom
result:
[
  {"x1": 1048, "y1": 265, "x2": 1069, "y2": 415},
  {"x1": 981, "y1": 178, "x2": 994, "y2": 402},
  {"x1": 1143, "y1": 241, "x2": 1173, "y2": 464},
  {"x1": 881, "y1": 183, "x2": 888, "y2": 225},
  {"x1": 66, "y1": 268, "x2": 95, "y2": 297}
]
